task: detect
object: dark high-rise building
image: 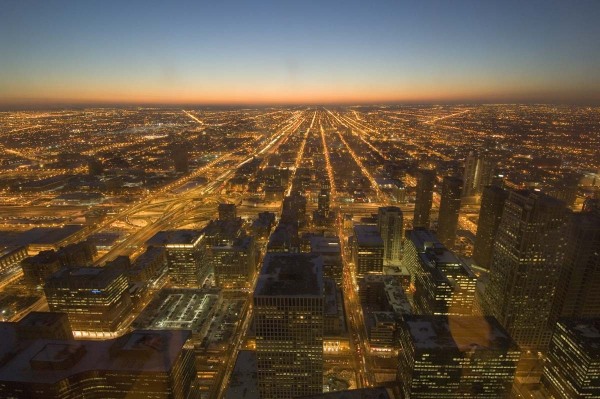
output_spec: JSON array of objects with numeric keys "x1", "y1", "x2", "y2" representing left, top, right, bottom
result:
[
  {"x1": 254, "y1": 253, "x2": 324, "y2": 399},
  {"x1": 172, "y1": 142, "x2": 189, "y2": 173},
  {"x1": 472, "y1": 185, "x2": 509, "y2": 269},
  {"x1": 413, "y1": 169, "x2": 436, "y2": 229},
  {"x1": 146, "y1": 230, "x2": 205, "y2": 287},
  {"x1": 212, "y1": 236, "x2": 256, "y2": 289},
  {"x1": 317, "y1": 188, "x2": 330, "y2": 217},
  {"x1": 402, "y1": 229, "x2": 476, "y2": 316},
  {"x1": 0, "y1": 329, "x2": 196, "y2": 399},
  {"x1": 462, "y1": 151, "x2": 495, "y2": 198},
  {"x1": 483, "y1": 190, "x2": 567, "y2": 351},
  {"x1": 352, "y1": 225, "x2": 384, "y2": 277},
  {"x1": 44, "y1": 263, "x2": 132, "y2": 338},
  {"x1": 551, "y1": 210, "x2": 600, "y2": 321},
  {"x1": 218, "y1": 203, "x2": 237, "y2": 221},
  {"x1": 310, "y1": 236, "x2": 343, "y2": 284},
  {"x1": 21, "y1": 250, "x2": 63, "y2": 288},
  {"x1": 377, "y1": 206, "x2": 403, "y2": 262},
  {"x1": 436, "y1": 176, "x2": 463, "y2": 248},
  {"x1": 398, "y1": 315, "x2": 520, "y2": 399},
  {"x1": 541, "y1": 318, "x2": 600, "y2": 399}
]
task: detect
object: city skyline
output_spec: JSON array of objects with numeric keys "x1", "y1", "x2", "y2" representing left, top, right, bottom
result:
[{"x1": 2, "y1": 0, "x2": 600, "y2": 108}]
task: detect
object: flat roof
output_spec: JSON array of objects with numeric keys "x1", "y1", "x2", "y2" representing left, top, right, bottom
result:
[
  {"x1": 224, "y1": 350, "x2": 259, "y2": 399},
  {"x1": 15, "y1": 225, "x2": 85, "y2": 246},
  {"x1": 558, "y1": 318, "x2": 600, "y2": 355},
  {"x1": 402, "y1": 315, "x2": 518, "y2": 352},
  {"x1": 255, "y1": 253, "x2": 323, "y2": 297},
  {"x1": 0, "y1": 330, "x2": 191, "y2": 384},
  {"x1": 146, "y1": 229, "x2": 203, "y2": 247},
  {"x1": 353, "y1": 225, "x2": 383, "y2": 247},
  {"x1": 297, "y1": 387, "x2": 392, "y2": 399},
  {"x1": 46, "y1": 264, "x2": 123, "y2": 288},
  {"x1": 310, "y1": 236, "x2": 341, "y2": 255},
  {"x1": 134, "y1": 288, "x2": 220, "y2": 334}
]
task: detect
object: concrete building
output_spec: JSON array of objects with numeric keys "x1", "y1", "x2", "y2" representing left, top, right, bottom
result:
[
  {"x1": 483, "y1": 190, "x2": 567, "y2": 351},
  {"x1": 436, "y1": 177, "x2": 463, "y2": 248},
  {"x1": 212, "y1": 236, "x2": 256, "y2": 289},
  {"x1": 472, "y1": 185, "x2": 508, "y2": 269},
  {"x1": 44, "y1": 263, "x2": 132, "y2": 338},
  {"x1": 0, "y1": 329, "x2": 196, "y2": 399},
  {"x1": 147, "y1": 230, "x2": 206, "y2": 287},
  {"x1": 413, "y1": 169, "x2": 436, "y2": 229},
  {"x1": 398, "y1": 315, "x2": 520, "y2": 398},
  {"x1": 542, "y1": 318, "x2": 600, "y2": 398},
  {"x1": 352, "y1": 225, "x2": 384, "y2": 277},
  {"x1": 378, "y1": 206, "x2": 403, "y2": 262},
  {"x1": 254, "y1": 253, "x2": 324, "y2": 399}
]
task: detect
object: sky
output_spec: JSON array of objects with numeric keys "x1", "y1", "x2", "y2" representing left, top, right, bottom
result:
[{"x1": 1, "y1": 0, "x2": 600, "y2": 107}]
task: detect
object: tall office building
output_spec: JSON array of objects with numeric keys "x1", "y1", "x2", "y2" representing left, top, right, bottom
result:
[
  {"x1": 462, "y1": 151, "x2": 495, "y2": 198},
  {"x1": 436, "y1": 176, "x2": 463, "y2": 248},
  {"x1": 551, "y1": 209, "x2": 600, "y2": 321},
  {"x1": 398, "y1": 315, "x2": 520, "y2": 399},
  {"x1": 378, "y1": 206, "x2": 403, "y2": 262},
  {"x1": 403, "y1": 229, "x2": 476, "y2": 316},
  {"x1": 212, "y1": 236, "x2": 256, "y2": 289},
  {"x1": 44, "y1": 263, "x2": 132, "y2": 338},
  {"x1": 0, "y1": 329, "x2": 196, "y2": 399},
  {"x1": 472, "y1": 185, "x2": 509, "y2": 269},
  {"x1": 147, "y1": 230, "x2": 205, "y2": 287},
  {"x1": 483, "y1": 190, "x2": 567, "y2": 351},
  {"x1": 310, "y1": 236, "x2": 343, "y2": 284},
  {"x1": 413, "y1": 169, "x2": 436, "y2": 229},
  {"x1": 254, "y1": 253, "x2": 324, "y2": 399},
  {"x1": 352, "y1": 225, "x2": 384, "y2": 277},
  {"x1": 318, "y1": 188, "x2": 330, "y2": 217},
  {"x1": 541, "y1": 318, "x2": 600, "y2": 398},
  {"x1": 172, "y1": 142, "x2": 189, "y2": 173}
]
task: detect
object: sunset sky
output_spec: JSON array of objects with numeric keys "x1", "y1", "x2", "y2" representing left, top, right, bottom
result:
[{"x1": 1, "y1": 0, "x2": 600, "y2": 107}]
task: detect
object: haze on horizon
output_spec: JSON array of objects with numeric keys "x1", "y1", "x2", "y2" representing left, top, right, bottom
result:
[{"x1": 1, "y1": 0, "x2": 600, "y2": 108}]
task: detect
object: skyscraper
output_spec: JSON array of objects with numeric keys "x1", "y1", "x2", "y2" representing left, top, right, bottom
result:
[
  {"x1": 254, "y1": 253, "x2": 324, "y2": 399},
  {"x1": 212, "y1": 236, "x2": 256, "y2": 289},
  {"x1": 352, "y1": 225, "x2": 384, "y2": 277},
  {"x1": 413, "y1": 169, "x2": 436, "y2": 229},
  {"x1": 44, "y1": 263, "x2": 132, "y2": 338},
  {"x1": 483, "y1": 190, "x2": 567, "y2": 351},
  {"x1": 462, "y1": 152, "x2": 495, "y2": 198},
  {"x1": 398, "y1": 315, "x2": 520, "y2": 399},
  {"x1": 403, "y1": 229, "x2": 476, "y2": 316},
  {"x1": 317, "y1": 188, "x2": 330, "y2": 217},
  {"x1": 147, "y1": 230, "x2": 205, "y2": 287},
  {"x1": 436, "y1": 176, "x2": 463, "y2": 248},
  {"x1": 472, "y1": 185, "x2": 509, "y2": 269},
  {"x1": 377, "y1": 206, "x2": 403, "y2": 262},
  {"x1": 541, "y1": 318, "x2": 600, "y2": 398},
  {"x1": 550, "y1": 209, "x2": 600, "y2": 321}
]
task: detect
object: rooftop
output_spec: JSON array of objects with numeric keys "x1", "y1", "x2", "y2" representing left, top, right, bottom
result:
[
  {"x1": 255, "y1": 253, "x2": 323, "y2": 297},
  {"x1": 297, "y1": 387, "x2": 392, "y2": 399},
  {"x1": 146, "y1": 229, "x2": 204, "y2": 247},
  {"x1": 354, "y1": 225, "x2": 384, "y2": 247},
  {"x1": 558, "y1": 318, "x2": 600, "y2": 356},
  {"x1": 402, "y1": 315, "x2": 518, "y2": 353},
  {"x1": 0, "y1": 330, "x2": 191, "y2": 384},
  {"x1": 224, "y1": 350, "x2": 259, "y2": 399},
  {"x1": 45, "y1": 264, "x2": 124, "y2": 288}
]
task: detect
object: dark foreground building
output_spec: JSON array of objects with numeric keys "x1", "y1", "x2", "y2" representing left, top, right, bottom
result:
[
  {"x1": 0, "y1": 329, "x2": 196, "y2": 399},
  {"x1": 398, "y1": 315, "x2": 520, "y2": 398}
]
